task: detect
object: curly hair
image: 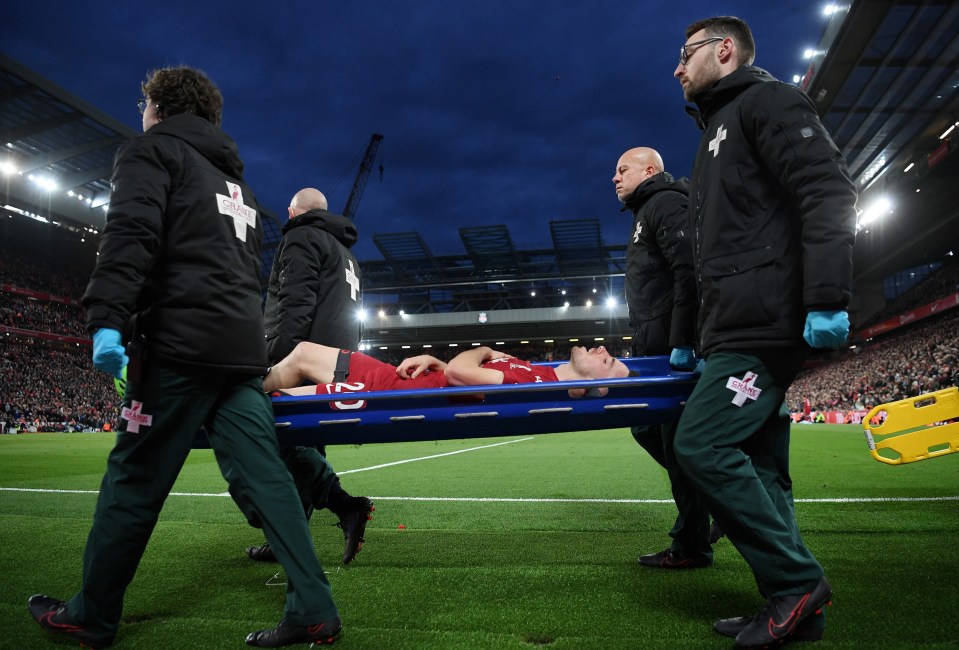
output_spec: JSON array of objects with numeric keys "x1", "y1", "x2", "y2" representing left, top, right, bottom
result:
[
  {"x1": 141, "y1": 66, "x2": 224, "y2": 127},
  {"x1": 684, "y1": 16, "x2": 755, "y2": 67}
]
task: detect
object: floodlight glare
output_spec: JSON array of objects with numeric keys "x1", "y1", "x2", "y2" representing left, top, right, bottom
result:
[
  {"x1": 606, "y1": 297, "x2": 616, "y2": 308},
  {"x1": 0, "y1": 161, "x2": 17, "y2": 175},
  {"x1": 357, "y1": 308, "x2": 367, "y2": 322}
]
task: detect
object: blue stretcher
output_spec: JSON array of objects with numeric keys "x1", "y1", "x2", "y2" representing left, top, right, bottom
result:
[{"x1": 192, "y1": 356, "x2": 697, "y2": 447}]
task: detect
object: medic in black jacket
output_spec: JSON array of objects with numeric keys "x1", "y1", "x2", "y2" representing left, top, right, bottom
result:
[
  {"x1": 670, "y1": 17, "x2": 856, "y2": 649},
  {"x1": 264, "y1": 193, "x2": 362, "y2": 361},
  {"x1": 28, "y1": 66, "x2": 342, "y2": 649},
  {"x1": 613, "y1": 146, "x2": 713, "y2": 569}
]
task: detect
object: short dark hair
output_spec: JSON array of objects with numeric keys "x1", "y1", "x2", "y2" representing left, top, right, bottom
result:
[
  {"x1": 685, "y1": 16, "x2": 755, "y2": 67},
  {"x1": 141, "y1": 66, "x2": 224, "y2": 126}
]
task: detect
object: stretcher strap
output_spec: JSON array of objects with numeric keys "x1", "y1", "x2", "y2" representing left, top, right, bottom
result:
[{"x1": 333, "y1": 349, "x2": 352, "y2": 383}]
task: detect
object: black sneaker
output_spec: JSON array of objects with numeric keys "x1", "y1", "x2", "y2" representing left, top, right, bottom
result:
[
  {"x1": 733, "y1": 577, "x2": 832, "y2": 648},
  {"x1": 28, "y1": 594, "x2": 115, "y2": 649},
  {"x1": 715, "y1": 608, "x2": 826, "y2": 641},
  {"x1": 637, "y1": 548, "x2": 712, "y2": 569},
  {"x1": 336, "y1": 497, "x2": 374, "y2": 565},
  {"x1": 709, "y1": 520, "x2": 725, "y2": 544},
  {"x1": 246, "y1": 542, "x2": 278, "y2": 562},
  {"x1": 245, "y1": 617, "x2": 342, "y2": 647}
]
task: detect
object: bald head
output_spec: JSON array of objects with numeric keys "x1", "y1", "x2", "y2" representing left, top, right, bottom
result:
[
  {"x1": 613, "y1": 147, "x2": 665, "y2": 203},
  {"x1": 288, "y1": 187, "x2": 328, "y2": 219}
]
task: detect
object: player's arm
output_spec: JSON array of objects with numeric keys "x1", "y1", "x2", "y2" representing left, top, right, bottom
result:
[
  {"x1": 395, "y1": 355, "x2": 447, "y2": 379},
  {"x1": 444, "y1": 347, "x2": 507, "y2": 386}
]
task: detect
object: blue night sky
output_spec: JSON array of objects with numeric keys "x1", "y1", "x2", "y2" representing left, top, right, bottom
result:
[{"x1": 4, "y1": 1, "x2": 824, "y2": 260}]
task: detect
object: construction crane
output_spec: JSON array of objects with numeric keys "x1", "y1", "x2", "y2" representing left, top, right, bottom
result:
[{"x1": 342, "y1": 133, "x2": 383, "y2": 220}]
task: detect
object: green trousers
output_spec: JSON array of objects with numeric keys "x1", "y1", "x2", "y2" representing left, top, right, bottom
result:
[
  {"x1": 66, "y1": 361, "x2": 338, "y2": 636},
  {"x1": 282, "y1": 445, "x2": 339, "y2": 519},
  {"x1": 673, "y1": 350, "x2": 823, "y2": 598},
  {"x1": 631, "y1": 420, "x2": 711, "y2": 560}
]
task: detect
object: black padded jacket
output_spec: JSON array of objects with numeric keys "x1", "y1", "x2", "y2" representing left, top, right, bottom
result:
[
  {"x1": 263, "y1": 209, "x2": 362, "y2": 362},
  {"x1": 686, "y1": 65, "x2": 857, "y2": 356},
  {"x1": 82, "y1": 114, "x2": 268, "y2": 373},
  {"x1": 622, "y1": 172, "x2": 697, "y2": 355}
]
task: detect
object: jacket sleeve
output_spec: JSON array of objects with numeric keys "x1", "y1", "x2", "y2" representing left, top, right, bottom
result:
[
  {"x1": 267, "y1": 230, "x2": 329, "y2": 361},
  {"x1": 650, "y1": 192, "x2": 698, "y2": 349},
  {"x1": 81, "y1": 138, "x2": 169, "y2": 334},
  {"x1": 749, "y1": 82, "x2": 857, "y2": 310}
]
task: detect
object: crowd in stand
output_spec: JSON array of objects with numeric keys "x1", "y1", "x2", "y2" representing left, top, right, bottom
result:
[
  {"x1": 864, "y1": 259, "x2": 959, "y2": 326},
  {"x1": 788, "y1": 313, "x2": 958, "y2": 412},
  {"x1": 1, "y1": 341, "x2": 118, "y2": 433},
  {"x1": 0, "y1": 248, "x2": 89, "y2": 298},
  {"x1": 0, "y1": 293, "x2": 87, "y2": 338}
]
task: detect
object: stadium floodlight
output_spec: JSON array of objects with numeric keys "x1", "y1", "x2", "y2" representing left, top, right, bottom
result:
[
  {"x1": 402, "y1": 345, "x2": 411, "y2": 349},
  {"x1": 0, "y1": 160, "x2": 16, "y2": 175},
  {"x1": 449, "y1": 343, "x2": 458, "y2": 347},
  {"x1": 530, "y1": 290, "x2": 536, "y2": 297},
  {"x1": 560, "y1": 289, "x2": 567, "y2": 295},
  {"x1": 586, "y1": 300, "x2": 592, "y2": 307},
  {"x1": 606, "y1": 297, "x2": 617, "y2": 308},
  {"x1": 903, "y1": 162, "x2": 915, "y2": 173},
  {"x1": 357, "y1": 308, "x2": 367, "y2": 322},
  {"x1": 563, "y1": 301, "x2": 570, "y2": 308},
  {"x1": 378, "y1": 309, "x2": 386, "y2": 318},
  {"x1": 823, "y1": 4, "x2": 836, "y2": 16},
  {"x1": 858, "y1": 196, "x2": 893, "y2": 228},
  {"x1": 803, "y1": 49, "x2": 815, "y2": 59},
  {"x1": 793, "y1": 75, "x2": 802, "y2": 83},
  {"x1": 399, "y1": 310, "x2": 407, "y2": 318},
  {"x1": 940, "y1": 122, "x2": 959, "y2": 140},
  {"x1": 30, "y1": 175, "x2": 59, "y2": 192}
]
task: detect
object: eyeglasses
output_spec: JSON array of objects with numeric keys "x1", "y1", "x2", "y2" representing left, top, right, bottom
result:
[{"x1": 679, "y1": 37, "x2": 723, "y2": 66}]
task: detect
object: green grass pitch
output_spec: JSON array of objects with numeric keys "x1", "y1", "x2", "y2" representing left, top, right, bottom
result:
[{"x1": 1, "y1": 425, "x2": 957, "y2": 649}]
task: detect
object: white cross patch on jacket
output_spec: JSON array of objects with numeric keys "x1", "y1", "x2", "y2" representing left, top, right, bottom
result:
[{"x1": 709, "y1": 125, "x2": 727, "y2": 158}]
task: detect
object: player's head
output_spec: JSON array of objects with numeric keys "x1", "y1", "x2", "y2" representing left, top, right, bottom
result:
[
  {"x1": 569, "y1": 345, "x2": 629, "y2": 379},
  {"x1": 140, "y1": 66, "x2": 223, "y2": 129}
]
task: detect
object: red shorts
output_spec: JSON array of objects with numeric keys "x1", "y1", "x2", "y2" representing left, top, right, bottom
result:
[{"x1": 314, "y1": 352, "x2": 448, "y2": 402}]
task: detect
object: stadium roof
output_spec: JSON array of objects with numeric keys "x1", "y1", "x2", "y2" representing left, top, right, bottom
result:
[
  {"x1": 804, "y1": 0, "x2": 959, "y2": 284},
  {"x1": 3, "y1": 0, "x2": 958, "y2": 322}
]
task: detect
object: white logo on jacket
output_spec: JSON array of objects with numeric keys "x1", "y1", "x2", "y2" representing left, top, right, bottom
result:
[
  {"x1": 345, "y1": 260, "x2": 359, "y2": 301},
  {"x1": 216, "y1": 181, "x2": 257, "y2": 242},
  {"x1": 633, "y1": 221, "x2": 643, "y2": 243},
  {"x1": 709, "y1": 125, "x2": 727, "y2": 158}
]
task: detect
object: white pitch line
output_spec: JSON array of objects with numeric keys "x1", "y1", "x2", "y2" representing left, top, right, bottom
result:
[
  {"x1": 1, "y1": 487, "x2": 957, "y2": 504},
  {"x1": 336, "y1": 436, "x2": 536, "y2": 474}
]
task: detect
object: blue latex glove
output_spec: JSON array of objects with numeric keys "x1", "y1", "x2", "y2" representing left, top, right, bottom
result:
[
  {"x1": 693, "y1": 358, "x2": 706, "y2": 376},
  {"x1": 803, "y1": 310, "x2": 850, "y2": 349},
  {"x1": 92, "y1": 328, "x2": 129, "y2": 379},
  {"x1": 669, "y1": 346, "x2": 697, "y2": 371}
]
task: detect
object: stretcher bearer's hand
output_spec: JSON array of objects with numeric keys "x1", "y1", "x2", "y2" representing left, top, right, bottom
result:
[
  {"x1": 396, "y1": 355, "x2": 447, "y2": 379},
  {"x1": 803, "y1": 310, "x2": 850, "y2": 349},
  {"x1": 92, "y1": 328, "x2": 129, "y2": 379},
  {"x1": 669, "y1": 346, "x2": 697, "y2": 371}
]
